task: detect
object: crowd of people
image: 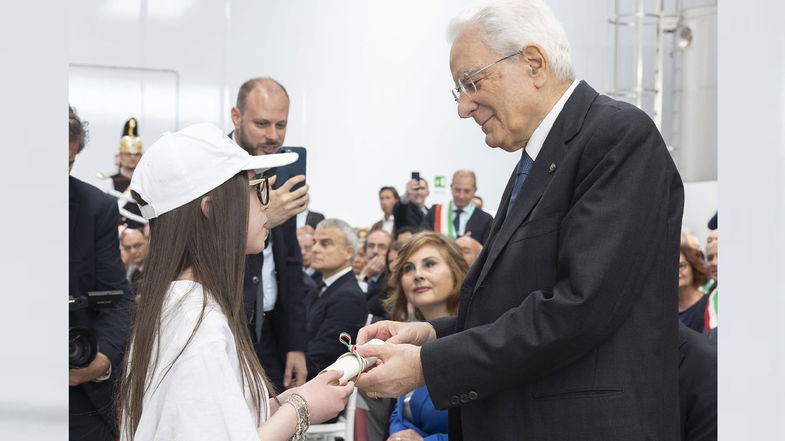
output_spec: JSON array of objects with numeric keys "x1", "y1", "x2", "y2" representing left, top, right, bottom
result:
[{"x1": 68, "y1": 1, "x2": 718, "y2": 440}]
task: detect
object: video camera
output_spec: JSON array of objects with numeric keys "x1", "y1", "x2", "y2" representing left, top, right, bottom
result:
[{"x1": 69, "y1": 290, "x2": 124, "y2": 369}]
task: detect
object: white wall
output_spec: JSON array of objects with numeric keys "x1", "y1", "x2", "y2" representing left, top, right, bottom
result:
[
  {"x1": 69, "y1": 0, "x2": 624, "y2": 228},
  {"x1": 719, "y1": 1, "x2": 785, "y2": 438}
]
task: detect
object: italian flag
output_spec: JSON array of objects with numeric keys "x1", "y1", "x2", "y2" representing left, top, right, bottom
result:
[{"x1": 433, "y1": 204, "x2": 457, "y2": 239}]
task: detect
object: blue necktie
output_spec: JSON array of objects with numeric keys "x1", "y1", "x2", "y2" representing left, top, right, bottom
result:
[
  {"x1": 507, "y1": 151, "x2": 534, "y2": 213},
  {"x1": 453, "y1": 207, "x2": 463, "y2": 237}
]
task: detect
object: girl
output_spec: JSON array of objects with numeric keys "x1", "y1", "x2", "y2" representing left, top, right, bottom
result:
[{"x1": 118, "y1": 124, "x2": 353, "y2": 440}]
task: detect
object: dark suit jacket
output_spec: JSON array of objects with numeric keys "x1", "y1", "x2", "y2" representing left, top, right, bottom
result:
[
  {"x1": 305, "y1": 210, "x2": 325, "y2": 229},
  {"x1": 69, "y1": 176, "x2": 132, "y2": 440},
  {"x1": 392, "y1": 199, "x2": 427, "y2": 237},
  {"x1": 366, "y1": 271, "x2": 388, "y2": 320},
  {"x1": 243, "y1": 216, "x2": 307, "y2": 379},
  {"x1": 420, "y1": 81, "x2": 683, "y2": 440},
  {"x1": 304, "y1": 270, "x2": 368, "y2": 379},
  {"x1": 420, "y1": 204, "x2": 494, "y2": 245},
  {"x1": 678, "y1": 323, "x2": 717, "y2": 441}
]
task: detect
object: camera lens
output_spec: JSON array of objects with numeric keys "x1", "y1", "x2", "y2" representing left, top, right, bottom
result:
[{"x1": 69, "y1": 327, "x2": 98, "y2": 369}]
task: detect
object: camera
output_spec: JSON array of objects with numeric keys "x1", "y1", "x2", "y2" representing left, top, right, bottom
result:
[{"x1": 69, "y1": 290, "x2": 124, "y2": 369}]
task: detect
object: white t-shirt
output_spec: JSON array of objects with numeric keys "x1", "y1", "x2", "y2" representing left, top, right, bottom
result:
[{"x1": 125, "y1": 280, "x2": 270, "y2": 441}]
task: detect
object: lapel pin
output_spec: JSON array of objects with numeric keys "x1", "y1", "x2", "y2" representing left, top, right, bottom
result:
[{"x1": 548, "y1": 163, "x2": 557, "y2": 174}]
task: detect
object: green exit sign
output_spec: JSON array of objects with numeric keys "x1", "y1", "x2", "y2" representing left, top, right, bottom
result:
[{"x1": 434, "y1": 175, "x2": 446, "y2": 188}]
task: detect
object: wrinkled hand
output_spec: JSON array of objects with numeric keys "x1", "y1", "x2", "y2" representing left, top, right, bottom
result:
[
  {"x1": 283, "y1": 351, "x2": 307, "y2": 388},
  {"x1": 387, "y1": 429, "x2": 424, "y2": 441},
  {"x1": 69, "y1": 352, "x2": 110, "y2": 386},
  {"x1": 361, "y1": 255, "x2": 386, "y2": 279},
  {"x1": 296, "y1": 370, "x2": 355, "y2": 424},
  {"x1": 355, "y1": 343, "x2": 425, "y2": 398},
  {"x1": 265, "y1": 175, "x2": 310, "y2": 229},
  {"x1": 356, "y1": 320, "x2": 436, "y2": 346}
]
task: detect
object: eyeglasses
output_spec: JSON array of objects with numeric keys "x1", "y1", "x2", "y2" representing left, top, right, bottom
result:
[
  {"x1": 452, "y1": 51, "x2": 521, "y2": 102},
  {"x1": 250, "y1": 177, "x2": 270, "y2": 206}
]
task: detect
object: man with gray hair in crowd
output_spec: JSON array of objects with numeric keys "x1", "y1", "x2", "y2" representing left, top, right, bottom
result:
[
  {"x1": 305, "y1": 219, "x2": 368, "y2": 379},
  {"x1": 357, "y1": 1, "x2": 683, "y2": 440}
]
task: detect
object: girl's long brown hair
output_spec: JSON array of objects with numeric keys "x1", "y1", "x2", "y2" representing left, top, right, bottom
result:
[
  {"x1": 384, "y1": 232, "x2": 468, "y2": 322},
  {"x1": 118, "y1": 173, "x2": 272, "y2": 439}
]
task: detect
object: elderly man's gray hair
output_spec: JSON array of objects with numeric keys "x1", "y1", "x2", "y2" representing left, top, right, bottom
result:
[
  {"x1": 316, "y1": 218, "x2": 360, "y2": 259},
  {"x1": 448, "y1": 0, "x2": 575, "y2": 83}
]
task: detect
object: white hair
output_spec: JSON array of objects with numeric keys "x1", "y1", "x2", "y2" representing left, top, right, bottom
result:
[
  {"x1": 316, "y1": 218, "x2": 359, "y2": 259},
  {"x1": 448, "y1": 0, "x2": 575, "y2": 82}
]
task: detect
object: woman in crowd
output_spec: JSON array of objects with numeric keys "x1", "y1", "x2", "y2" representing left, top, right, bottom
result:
[
  {"x1": 383, "y1": 232, "x2": 468, "y2": 441},
  {"x1": 678, "y1": 244, "x2": 711, "y2": 332},
  {"x1": 117, "y1": 124, "x2": 353, "y2": 441}
]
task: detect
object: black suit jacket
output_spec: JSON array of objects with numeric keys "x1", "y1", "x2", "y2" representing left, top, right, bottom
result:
[
  {"x1": 305, "y1": 210, "x2": 325, "y2": 229},
  {"x1": 392, "y1": 199, "x2": 427, "y2": 237},
  {"x1": 420, "y1": 204, "x2": 494, "y2": 245},
  {"x1": 304, "y1": 270, "x2": 368, "y2": 379},
  {"x1": 420, "y1": 81, "x2": 683, "y2": 440},
  {"x1": 243, "y1": 217, "x2": 307, "y2": 373},
  {"x1": 366, "y1": 271, "x2": 388, "y2": 320},
  {"x1": 678, "y1": 323, "x2": 717, "y2": 441},
  {"x1": 69, "y1": 176, "x2": 132, "y2": 440}
]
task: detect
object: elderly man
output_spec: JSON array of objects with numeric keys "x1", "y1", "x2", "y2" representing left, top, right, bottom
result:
[
  {"x1": 231, "y1": 77, "x2": 309, "y2": 392},
  {"x1": 421, "y1": 170, "x2": 494, "y2": 244},
  {"x1": 356, "y1": 1, "x2": 683, "y2": 440},
  {"x1": 306, "y1": 219, "x2": 368, "y2": 379}
]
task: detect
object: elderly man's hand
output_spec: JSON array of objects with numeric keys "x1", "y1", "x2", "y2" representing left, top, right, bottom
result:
[
  {"x1": 356, "y1": 320, "x2": 436, "y2": 346},
  {"x1": 356, "y1": 343, "x2": 425, "y2": 398},
  {"x1": 264, "y1": 175, "x2": 310, "y2": 229}
]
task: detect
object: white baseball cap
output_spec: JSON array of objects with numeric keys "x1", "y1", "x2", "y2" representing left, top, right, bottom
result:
[{"x1": 130, "y1": 123, "x2": 297, "y2": 219}]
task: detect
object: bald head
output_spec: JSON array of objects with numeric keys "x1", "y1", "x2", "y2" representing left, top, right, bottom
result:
[
  {"x1": 236, "y1": 77, "x2": 289, "y2": 112},
  {"x1": 451, "y1": 169, "x2": 477, "y2": 208}
]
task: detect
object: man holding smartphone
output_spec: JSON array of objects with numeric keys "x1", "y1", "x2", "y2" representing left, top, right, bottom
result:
[
  {"x1": 392, "y1": 173, "x2": 430, "y2": 238},
  {"x1": 230, "y1": 77, "x2": 309, "y2": 392}
]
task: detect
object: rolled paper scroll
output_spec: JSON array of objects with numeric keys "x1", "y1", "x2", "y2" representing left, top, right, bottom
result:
[{"x1": 320, "y1": 335, "x2": 385, "y2": 385}]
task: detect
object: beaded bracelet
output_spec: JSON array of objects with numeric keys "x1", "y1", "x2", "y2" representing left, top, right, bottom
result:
[{"x1": 286, "y1": 392, "x2": 310, "y2": 441}]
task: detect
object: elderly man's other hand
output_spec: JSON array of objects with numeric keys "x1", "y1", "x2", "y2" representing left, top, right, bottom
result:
[
  {"x1": 356, "y1": 343, "x2": 425, "y2": 398},
  {"x1": 264, "y1": 175, "x2": 310, "y2": 229},
  {"x1": 356, "y1": 320, "x2": 436, "y2": 346}
]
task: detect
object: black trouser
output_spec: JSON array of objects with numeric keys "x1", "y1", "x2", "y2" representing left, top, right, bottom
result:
[{"x1": 253, "y1": 309, "x2": 286, "y2": 394}]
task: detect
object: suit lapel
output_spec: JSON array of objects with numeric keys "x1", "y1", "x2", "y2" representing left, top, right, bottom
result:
[{"x1": 473, "y1": 81, "x2": 598, "y2": 292}]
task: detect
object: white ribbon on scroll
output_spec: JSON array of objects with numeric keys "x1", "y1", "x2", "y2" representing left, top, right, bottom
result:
[{"x1": 319, "y1": 338, "x2": 385, "y2": 385}]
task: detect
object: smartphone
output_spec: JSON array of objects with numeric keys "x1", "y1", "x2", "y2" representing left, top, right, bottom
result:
[
  {"x1": 411, "y1": 171, "x2": 420, "y2": 181},
  {"x1": 273, "y1": 146, "x2": 307, "y2": 191}
]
